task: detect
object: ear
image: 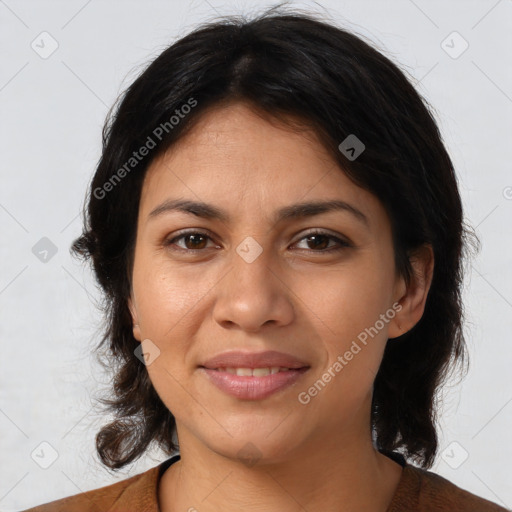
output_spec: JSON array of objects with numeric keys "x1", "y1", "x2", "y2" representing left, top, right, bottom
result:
[
  {"x1": 127, "y1": 296, "x2": 142, "y2": 342},
  {"x1": 388, "y1": 244, "x2": 434, "y2": 339}
]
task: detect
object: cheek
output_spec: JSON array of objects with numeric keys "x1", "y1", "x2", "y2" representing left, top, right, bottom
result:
[
  {"x1": 299, "y1": 257, "x2": 396, "y2": 384},
  {"x1": 134, "y1": 262, "x2": 207, "y2": 412},
  {"x1": 131, "y1": 260, "x2": 212, "y2": 396},
  {"x1": 307, "y1": 265, "x2": 393, "y2": 338},
  {"x1": 134, "y1": 256, "x2": 211, "y2": 335},
  {"x1": 294, "y1": 270, "x2": 393, "y2": 422}
]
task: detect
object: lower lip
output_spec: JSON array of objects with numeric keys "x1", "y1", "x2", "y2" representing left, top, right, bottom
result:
[{"x1": 199, "y1": 367, "x2": 309, "y2": 400}]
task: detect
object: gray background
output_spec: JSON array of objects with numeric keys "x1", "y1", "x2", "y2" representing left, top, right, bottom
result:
[{"x1": 1, "y1": 0, "x2": 511, "y2": 509}]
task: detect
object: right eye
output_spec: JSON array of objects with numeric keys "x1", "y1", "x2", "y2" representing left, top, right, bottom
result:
[{"x1": 163, "y1": 230, "x2": 220, "y2": 252}]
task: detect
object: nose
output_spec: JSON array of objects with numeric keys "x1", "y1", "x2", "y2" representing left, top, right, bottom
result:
[{"x1": 212, "y1": 246, "x2": 295, "y2": 333}]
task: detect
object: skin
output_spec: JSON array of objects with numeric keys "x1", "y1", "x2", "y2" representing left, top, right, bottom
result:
[{"x1": 128, "y1": 101, "x2": 434, "y2": 512}]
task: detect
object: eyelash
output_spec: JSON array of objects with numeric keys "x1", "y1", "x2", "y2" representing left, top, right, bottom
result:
[{"x1": 163, "y1": 229, "x2": 352, "y2": 254}]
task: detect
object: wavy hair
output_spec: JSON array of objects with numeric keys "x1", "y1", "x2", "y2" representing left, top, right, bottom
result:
[{"x1": 71, "y1": 5, "x2": 475, "y2": 470}]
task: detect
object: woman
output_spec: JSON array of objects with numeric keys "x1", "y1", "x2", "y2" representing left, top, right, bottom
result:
[{"x1": 22, "y1": 6, "x2": 509, "y2": 512}]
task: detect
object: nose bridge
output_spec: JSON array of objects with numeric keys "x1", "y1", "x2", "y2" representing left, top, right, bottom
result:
[
  {"x1": 229, "y1": 234, "x2": 277, "y2": 301},
  {"x1": 233, "y1": 235, "x2": 273, "y2": 287}
]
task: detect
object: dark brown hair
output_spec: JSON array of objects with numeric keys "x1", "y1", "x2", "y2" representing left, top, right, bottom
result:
[{"x1": 71, "y1": 5, "x2": 475, "y2": 470}]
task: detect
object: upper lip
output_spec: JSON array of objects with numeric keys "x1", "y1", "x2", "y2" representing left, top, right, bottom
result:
[{"x1": 200, "y1": 350, "x2": 310, "y2": 370}]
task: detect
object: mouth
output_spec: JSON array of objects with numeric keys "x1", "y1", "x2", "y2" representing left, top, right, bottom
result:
[
  {"x1": 198, "y1": 350, "x2": 310, "y2": 400},
  {"x1": 205, "y1": 366, "x2": 302, "y2": 376},
  {"x1": 198, "y1": 365, "x2": 310, "y2": 400}
]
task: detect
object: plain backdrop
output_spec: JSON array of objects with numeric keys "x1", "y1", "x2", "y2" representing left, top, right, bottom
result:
[{"x1": 1, "y1": 0, "x2": 511, "y2": 510}]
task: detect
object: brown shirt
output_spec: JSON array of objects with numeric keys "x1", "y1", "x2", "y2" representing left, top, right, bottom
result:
[{"x1": 21, "y1": 453, "x2": 510, "y2": 512}]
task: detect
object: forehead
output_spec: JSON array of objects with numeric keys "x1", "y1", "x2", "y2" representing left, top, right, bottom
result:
[{"x1": 139, "y1": 102, "x2": 386, "y2": 228}]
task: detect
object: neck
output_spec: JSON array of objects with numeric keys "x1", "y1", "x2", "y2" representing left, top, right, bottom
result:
[{"x1": 158, "y1": 413, "x2": 403, "y2": 512}]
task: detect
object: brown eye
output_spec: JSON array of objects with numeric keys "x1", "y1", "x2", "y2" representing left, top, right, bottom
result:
[
  {"x1": 293, "y1": 231, "x2": 352, "y2": 253},
  {"x1": 181, "y1": 233, "x2": 208, "y2": 250},
  {"x1": 164, "y1": 231, "x2": 216, "y2": 251},
  {"x1": 304, "y1": 234, "x2": 330, "y2": 250}
]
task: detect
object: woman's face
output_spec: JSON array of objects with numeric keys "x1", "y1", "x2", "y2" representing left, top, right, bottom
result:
[{"x1": 128, "y1": 101, "x2": 416, "y2": 464}]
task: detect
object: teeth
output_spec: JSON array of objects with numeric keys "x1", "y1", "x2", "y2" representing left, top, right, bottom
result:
[{"x1": 217, "y1": 367, "x2": 291, "y2": 376}]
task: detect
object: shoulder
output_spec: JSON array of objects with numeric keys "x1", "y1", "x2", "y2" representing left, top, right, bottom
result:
[
  {"x1": 390, "y1": 464, "x2": 510, "y2": 512},
  {"x1": 18, "y1": 464, "x2": 161, "y2": 512}
]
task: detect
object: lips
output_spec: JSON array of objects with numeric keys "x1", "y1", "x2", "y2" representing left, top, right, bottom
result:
[
  {"x1": 198, "y1": 350, "x2": 310, "y2": 400},
  {"x1": 199, "y1": 367, "x2": 309, "y2": 400},
  {"x1": 200, "y1": 350, "x2": 309, "y2": 370}
]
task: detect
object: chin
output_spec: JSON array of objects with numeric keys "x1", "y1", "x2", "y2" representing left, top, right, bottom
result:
[{"x1": 205, "y1": 429, "x2": 304, "y2": 468}]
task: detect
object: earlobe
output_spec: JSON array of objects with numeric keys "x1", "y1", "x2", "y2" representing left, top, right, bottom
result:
[
  {"x1": 388, "y1": 244, "x2": 434, "y2": 339},
  {"x1": 127, "y1": 296, "x2": 142, "y2": 342}
]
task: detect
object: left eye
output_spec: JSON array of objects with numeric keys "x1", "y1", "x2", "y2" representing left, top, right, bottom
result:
[
  {"x1": 293, "y1": 232, "x2": 351, "y2": 252},
  {"x1": 164, "y1": 230, "x2": 351, "y2": 253}
]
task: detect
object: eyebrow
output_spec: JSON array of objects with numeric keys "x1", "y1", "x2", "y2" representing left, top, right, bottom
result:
[{"x1": 147, "y1": 198, "x2": 369, "y2": 227}]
